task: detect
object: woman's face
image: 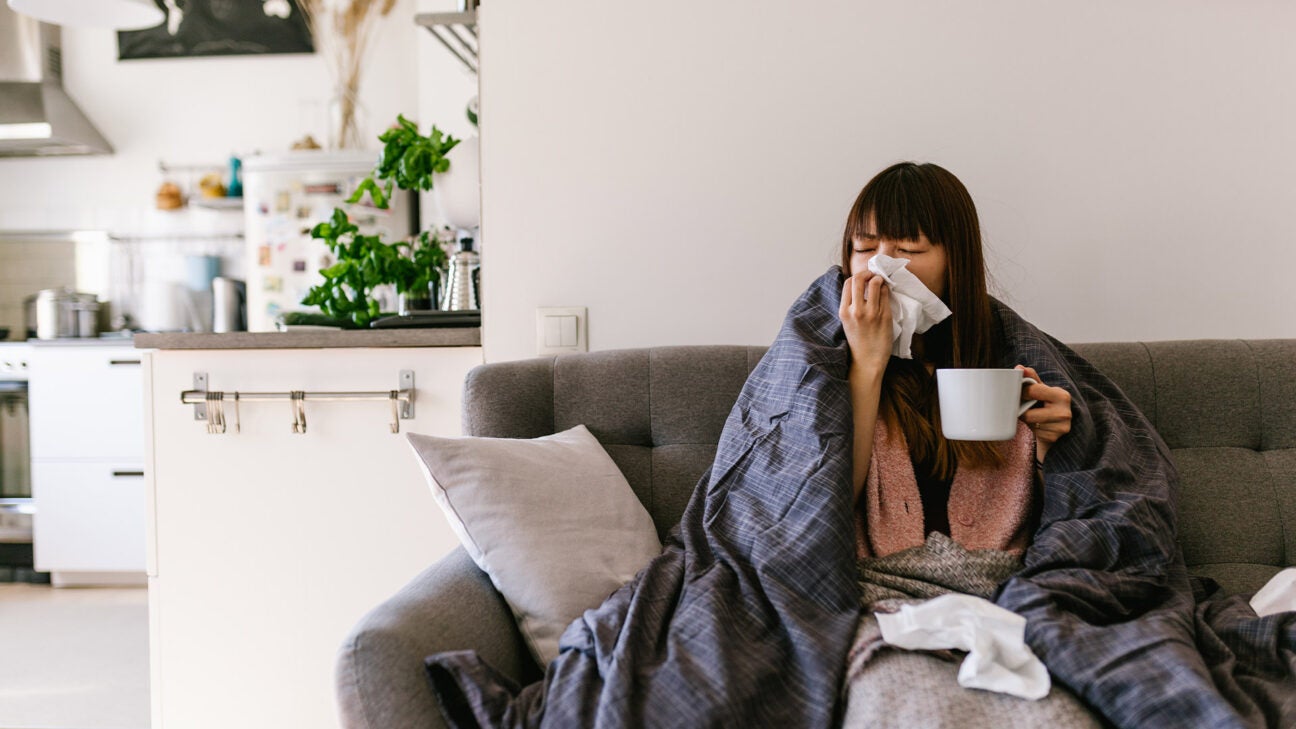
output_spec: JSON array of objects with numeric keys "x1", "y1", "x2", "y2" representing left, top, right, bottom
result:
[{"x1": 848, "y1": 219, "x2": 949, "y2": 300}]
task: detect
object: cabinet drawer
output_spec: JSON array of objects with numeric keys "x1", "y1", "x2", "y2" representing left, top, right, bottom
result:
[
  {"x1": 32, "y1": 460, "x2": 147, "y2": 573},
  {"x1": 29, "y1": 346, "x2": 145, "y2": 460}
]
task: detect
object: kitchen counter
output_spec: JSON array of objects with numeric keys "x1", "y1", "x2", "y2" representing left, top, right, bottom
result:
[
  {"x1": 133, "y1": 327, "x2": 480, "y2": 350},
  {"x1": 142, "y1": 341, "x2": 483, "y2": 728},
  {"x1": 28, "y1": 336, "x2": 139, "y2": 347}
]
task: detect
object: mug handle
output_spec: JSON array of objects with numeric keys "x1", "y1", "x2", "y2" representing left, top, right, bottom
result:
[{"x1": 1017, "y1": 376, "x2": 1039, "y2": 416}]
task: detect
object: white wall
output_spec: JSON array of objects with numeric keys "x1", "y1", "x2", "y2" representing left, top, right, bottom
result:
[
  {"x1": 0, "y1": 0, "x2": 436, "y2": 232},
  {"x1": 479, "y1": 0, "x2": 1296, "y2": 363},
  {"x1": 415, "y1": 0, "x2": 479, "y2": 230}
]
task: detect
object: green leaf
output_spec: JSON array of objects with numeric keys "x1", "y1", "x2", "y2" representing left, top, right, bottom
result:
[
  {"x1": 320, "y1": 261, "x2": 351, "y2": 279},
  {"x1": 300, "y1": 117, "x2": 469, "y2": 324}
]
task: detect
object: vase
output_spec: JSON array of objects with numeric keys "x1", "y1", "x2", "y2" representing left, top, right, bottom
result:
[
  {"x1": 398, "y1": 282, "x2": 439, "y2": 314},
  {"x1": 327, "y1": 81, "x2": 367, "y2": 151}
]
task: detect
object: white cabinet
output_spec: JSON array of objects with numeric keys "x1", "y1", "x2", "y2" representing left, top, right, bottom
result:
[
  {"x1": 143, "y1": 344, "x2": 482, "y2": 729},
  {"x1": 28, "y1": 344, "x2": 147, "y2": 583},
  {"x1": 29, "y1": 461, "x2": 146, "y2": 571},
  {"x1": 28, "y1": 346, "x2": 145, "y2": 460}
]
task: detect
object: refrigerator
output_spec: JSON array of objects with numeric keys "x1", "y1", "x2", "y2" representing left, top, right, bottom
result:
[{"x1": 241, "y1": 151, "x2": 416, "y2": 331}]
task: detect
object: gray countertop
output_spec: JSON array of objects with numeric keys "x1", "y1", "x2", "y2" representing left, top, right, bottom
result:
[
  {"x1": 26, "y1": 336, "x2": 138, "y2": 347},
  {"x1": 133, "y1": 328, "x2": 480, "y2": 350}
]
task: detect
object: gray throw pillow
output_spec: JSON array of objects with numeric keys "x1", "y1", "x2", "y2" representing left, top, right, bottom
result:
[{"x1": 407, "y1": 424, "x2": 662, "y2": 666}]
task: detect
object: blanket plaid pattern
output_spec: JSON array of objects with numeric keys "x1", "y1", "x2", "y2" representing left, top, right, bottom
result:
[
  {"x1": 992, "y1": 302, "x2": 1296, "y2": 728},
  {"x1": 426, "y1": 267, "x2": 862, "y2": 727},
  {"x1": 425, "y1": 267, "x2": 1296, "y2": 728}
]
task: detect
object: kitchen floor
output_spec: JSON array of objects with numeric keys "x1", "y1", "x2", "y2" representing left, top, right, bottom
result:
[{"x1": 0, "y1": 584, "x2": 149, "y2": 729}]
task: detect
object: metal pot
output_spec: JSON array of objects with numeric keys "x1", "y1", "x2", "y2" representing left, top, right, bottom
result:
[{"x1": 32, "y1": 288, "x2": 100, "y2": 340}]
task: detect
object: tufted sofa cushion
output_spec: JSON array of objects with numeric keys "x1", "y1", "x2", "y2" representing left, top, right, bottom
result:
[
  {"x1": 463, "y1": 341, "x2": 1295, "y2": 595},
  {"x1": 1073, "y1": 340, "x2": 1295, "y2": 596},
  {"x1": 464, "y1": 346, "x2": 766, "y2": 540}
]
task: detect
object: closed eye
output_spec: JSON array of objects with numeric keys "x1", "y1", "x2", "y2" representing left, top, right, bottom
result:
[{"x1": 853, "y1": 248, "x2": 874, "y2": 254}]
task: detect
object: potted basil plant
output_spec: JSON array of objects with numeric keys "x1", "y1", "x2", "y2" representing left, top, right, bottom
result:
[{"x1": 299, "y1": 116, "x2": 460, "y2": 328}]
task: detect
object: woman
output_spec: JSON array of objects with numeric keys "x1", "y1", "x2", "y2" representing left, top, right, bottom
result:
[
  {"x1": 831, "y1": 164, "x2": 1296, "y2": 729},
  {"x1": 836, "y1": 162, "x2": 1073, "y2": 555}
]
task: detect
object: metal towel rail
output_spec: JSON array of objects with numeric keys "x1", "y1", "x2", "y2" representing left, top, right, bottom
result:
[{"x1": 181, "y1": 370, "x2": 414, "y2": 435}]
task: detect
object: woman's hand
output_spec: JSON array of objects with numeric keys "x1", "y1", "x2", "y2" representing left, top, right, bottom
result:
[
  {"x1": 1015, "y1": 365, "x2": 1072, "y2": 464},
  {"x1": 842, "y1": 273, "x2": 892, "y2": 500},
  {"x1": 839, "y1": 273, "x2": 893, "y2": 374}
]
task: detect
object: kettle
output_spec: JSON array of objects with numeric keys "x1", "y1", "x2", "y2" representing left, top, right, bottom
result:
[
  {"x1": 137, "y1": 281, "x2": 203, "y2": 333},
  {"x1": 211, "y1": 278, "x2": 246, "y2": 333},
  {"x1": 441, "y1": 238, "x2": 480, "y2": 311}
]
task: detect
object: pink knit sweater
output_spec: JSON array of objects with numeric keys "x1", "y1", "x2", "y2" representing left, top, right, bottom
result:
[{"x1": 855, "y1": 419, "x2": 1038, "y2": 559}]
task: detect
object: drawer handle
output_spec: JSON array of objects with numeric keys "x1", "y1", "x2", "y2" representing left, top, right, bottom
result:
[
  {"x1": 109, "y1": 359, "x2": 142, "y2": 366},
  {"x1": 112, "y1": 470, "x2": 145, "y2": 478}
]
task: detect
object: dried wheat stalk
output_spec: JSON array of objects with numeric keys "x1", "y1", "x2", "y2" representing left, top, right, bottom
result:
[{"x1": 298, "y1": 0, "x2": 397, "y2": 149}]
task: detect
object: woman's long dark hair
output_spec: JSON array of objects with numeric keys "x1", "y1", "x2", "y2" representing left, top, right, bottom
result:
[{"x1": 840, "y1": 162, "x2": 1005, "y2": 477}]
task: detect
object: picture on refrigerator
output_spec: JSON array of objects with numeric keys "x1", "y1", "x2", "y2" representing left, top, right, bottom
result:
[{"x1": 241, "y1": 151, "x2": 415, "y2": 331}]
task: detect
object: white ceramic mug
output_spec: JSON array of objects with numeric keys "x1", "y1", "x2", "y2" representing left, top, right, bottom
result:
[{"x1": 936, "y1": 368, "x2": 1039, "y2": 441}]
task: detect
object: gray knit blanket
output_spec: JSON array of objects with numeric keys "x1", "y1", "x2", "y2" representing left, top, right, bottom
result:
[{"x1": 843, "y1": 534, "x2": 1100, "y2": 728}]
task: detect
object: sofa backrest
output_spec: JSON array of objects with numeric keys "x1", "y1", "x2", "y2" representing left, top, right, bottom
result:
[
  {"x1": 463, "y1": 347, "x2": 764, "y2": 536},
  {"x1": 463, "y1": 340, "x2": 1295, "y2": 596},
  {"x1": 1071, "y1": 340, "x2": 1295, "y2": 596}
]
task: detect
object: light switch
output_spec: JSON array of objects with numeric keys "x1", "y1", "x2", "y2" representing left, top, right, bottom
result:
[
  {"x1": 544, "y1": 316, "x2": 564, "y2": 347},
  {"x1": 559, "y1": 316, "x2": 578, "y2": 347},
  {"x1": 536, "y1": 307, "x2": 588, "y2": 355}
]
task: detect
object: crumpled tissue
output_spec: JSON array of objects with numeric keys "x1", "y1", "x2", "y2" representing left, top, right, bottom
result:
[
  {"x1": 865, "y1": 253, "x2": 952, "y2": 359},
  {"x1": 875, "y1": 593, "x2": 1051, "y2": 700},
  {"x1": 1251, "y1": 568, "x2": 1296, "y2": 617}
]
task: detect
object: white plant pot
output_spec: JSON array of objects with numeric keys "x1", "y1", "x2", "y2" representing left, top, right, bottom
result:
[{"x1": 433, "y1": 136, "x2": 481, "y2": 231}]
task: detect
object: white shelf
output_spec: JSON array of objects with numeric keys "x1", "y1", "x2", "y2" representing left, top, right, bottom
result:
[{"x1": 415, "y1": 2, "x2": 478, "y2": 75}]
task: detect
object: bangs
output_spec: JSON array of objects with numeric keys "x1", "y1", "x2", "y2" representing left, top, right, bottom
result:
[
  {"x1": 844, "y1": 164, "x2": 946, "y2": 246},
  {"x1": 841, "y1": 161, "x2": 1000, "y2": 475}
]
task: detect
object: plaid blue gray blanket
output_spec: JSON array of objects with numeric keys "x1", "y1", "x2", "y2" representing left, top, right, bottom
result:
[
  {"x1": 425, "y1": 267, "x2": 1296, "y2": 728},
  {"x1": 991, "y1": 300, "x2": 1296, "y2": 728}
]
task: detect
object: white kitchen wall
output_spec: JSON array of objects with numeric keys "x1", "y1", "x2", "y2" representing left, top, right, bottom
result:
[
  {"x1": 0, "y1": 0, "x2": 471, "y2": 232},
  {"x1": 415, "y1": 0, "x2": 479, "y2": 231},
  {"x1": 0, "y1": 241, "x2": 77, "y2": 337},
  {"x1": 478, "y1": 0, "x2": 1296, "y2": 363}
]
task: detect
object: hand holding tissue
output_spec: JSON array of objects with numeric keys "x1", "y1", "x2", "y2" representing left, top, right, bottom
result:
[{"x1": 865, "y1": 254, "x2": 952, "y2": 360}]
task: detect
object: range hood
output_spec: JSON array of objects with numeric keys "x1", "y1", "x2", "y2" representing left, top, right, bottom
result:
[{"x1": 0, "y1": 3, "x2": 112, "y2": 157}]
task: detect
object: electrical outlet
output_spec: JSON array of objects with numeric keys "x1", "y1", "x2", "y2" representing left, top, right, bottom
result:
[{"x1": 536, "y1": 307, "x2": 587, "y2": 355}]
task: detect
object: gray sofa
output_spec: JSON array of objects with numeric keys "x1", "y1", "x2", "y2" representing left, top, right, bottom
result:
[{"x1": 335, "y1": 340, "x2": 1296, "y2": 729}]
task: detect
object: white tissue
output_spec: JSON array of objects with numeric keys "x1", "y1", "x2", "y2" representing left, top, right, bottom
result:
[
  {"x1": 875, "y1": 593, "x2": 1051, "y2": 701},
  {"x1": 1251, "y1": 568, "x2": 1296, "y2": 617},
  {"x1": 865, "y1": 254, "x2": 953, "y2": 360}
]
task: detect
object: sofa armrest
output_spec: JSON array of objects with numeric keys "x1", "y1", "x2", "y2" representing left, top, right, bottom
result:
[{"x1": 335, "y1": 547, "x2": 538, "y2": 729}]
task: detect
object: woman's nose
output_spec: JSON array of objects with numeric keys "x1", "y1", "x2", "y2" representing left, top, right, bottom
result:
[{"x1": 876, "y1": 241, "x2": 895, "y2": 257}]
